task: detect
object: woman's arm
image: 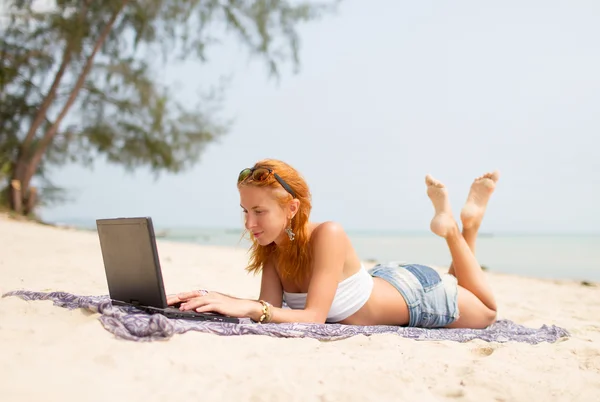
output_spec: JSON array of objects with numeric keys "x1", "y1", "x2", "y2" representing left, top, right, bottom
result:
[
  {"x1": 258, "y1": 257, "x2": 283, "y2": 308},
  {"x1": 247, "y1": 221, "x2": 347, "y2": 324},
  {"x1": 167, "y1": 258, "x2": 283, "y2": 307}
]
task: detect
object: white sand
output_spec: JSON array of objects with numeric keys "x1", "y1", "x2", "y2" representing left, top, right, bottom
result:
[{"x1": 1, "y1": 214, "x2": 599, "y2": 401}]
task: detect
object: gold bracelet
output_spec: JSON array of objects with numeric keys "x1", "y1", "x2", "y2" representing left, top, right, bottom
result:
[{"x1": 258, "y1": 300, "x2": 272, "y2": 324}]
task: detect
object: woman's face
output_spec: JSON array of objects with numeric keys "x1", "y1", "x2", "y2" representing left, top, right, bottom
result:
[{"x1": 239, "y1": 185, "x2": 289, "y2": 246}]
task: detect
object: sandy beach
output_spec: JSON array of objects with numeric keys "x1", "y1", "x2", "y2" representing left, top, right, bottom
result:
[{"x1": 1, "y1": 213, "x2": 599, "y2": 402}]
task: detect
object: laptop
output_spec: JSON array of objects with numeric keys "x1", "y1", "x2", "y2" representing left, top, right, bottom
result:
[{"x1": 95, "y1": 216, "x2": 239, "y2": 323}]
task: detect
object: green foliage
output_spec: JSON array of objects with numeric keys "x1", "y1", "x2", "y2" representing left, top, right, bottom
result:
[{"x1": 0, "y1": 0, "x2": 337, "y2": 211}]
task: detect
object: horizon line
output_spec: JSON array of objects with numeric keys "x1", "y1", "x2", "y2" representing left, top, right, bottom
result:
[{"x1": 43, "y1": 218, "x2": 600, "y2": 237}]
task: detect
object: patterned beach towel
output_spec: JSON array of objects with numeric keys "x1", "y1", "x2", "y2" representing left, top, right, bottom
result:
[{"x1": 2, "y1": 290, "x2": 570, "y2": 344}]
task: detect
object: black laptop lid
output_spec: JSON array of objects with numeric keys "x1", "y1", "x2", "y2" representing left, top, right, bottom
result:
[{"x1": 96, "y1": 217, "x2": 168, "y2": 308}]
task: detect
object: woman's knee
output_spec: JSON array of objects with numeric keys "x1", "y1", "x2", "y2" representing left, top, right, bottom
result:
[
  {"x1": 454, "y1": 287, "x2": 498, "y2": 328},
  {"x1": 448, "y1": 307, "x2": 496, "y2": 329},
  {"x1": 483, "y1": 307, "x2": 498, "y2": 327}
]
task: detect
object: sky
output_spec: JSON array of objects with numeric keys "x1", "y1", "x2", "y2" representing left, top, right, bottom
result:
[{"x1": 35, "y1": 0, "x2": 600, "y2": 234}]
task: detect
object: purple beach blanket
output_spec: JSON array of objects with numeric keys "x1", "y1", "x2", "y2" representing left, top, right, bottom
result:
[{"x1": 3, "y1": 290, "x2": 570, "y2": 344}]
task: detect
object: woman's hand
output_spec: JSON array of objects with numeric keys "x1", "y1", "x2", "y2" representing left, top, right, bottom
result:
[
  {"x1": 175, "y1": 291, "x2": 262, "y2": 320},
  {"x1": 166, "y1": 290, "x2": 207, "y2": 306}
]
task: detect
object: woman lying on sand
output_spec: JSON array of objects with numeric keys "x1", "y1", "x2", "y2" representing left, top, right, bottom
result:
[{"x1": 168, "y1": 159, "x2": 500, "y2": 329}]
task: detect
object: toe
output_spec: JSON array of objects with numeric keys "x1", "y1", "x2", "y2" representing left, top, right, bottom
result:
[
  {"x1": 482, "y1": 170, "x2": 500, "y2": 181},
  {"x1": 426, "y1": 175, "x2": 445, "y2": 188}
]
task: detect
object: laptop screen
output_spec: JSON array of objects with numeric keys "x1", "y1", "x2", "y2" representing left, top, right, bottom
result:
[{"x1": 96, "y1": 217, "x2": 168, "y2": 309}]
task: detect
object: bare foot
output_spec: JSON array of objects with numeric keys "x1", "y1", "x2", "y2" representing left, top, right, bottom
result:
[
  {"x1": 460, "y1": 171, "x2": 500, "y2": 230},
  {"x1": 426, "y1": 174, "x2": 458, "y2": 238}
]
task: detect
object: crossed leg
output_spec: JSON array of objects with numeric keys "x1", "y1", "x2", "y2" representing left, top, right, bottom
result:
[
  {"x1": 425, "y1": 172, "x2": 500, "y2": 328},
  {"x1": 448, "y1": 171, "x2": 500, "y2": 277}
]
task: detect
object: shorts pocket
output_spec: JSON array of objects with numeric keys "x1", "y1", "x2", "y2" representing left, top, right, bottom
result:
[{"x1": 401, "y1": 264, "x2": 441, "y2": 292}]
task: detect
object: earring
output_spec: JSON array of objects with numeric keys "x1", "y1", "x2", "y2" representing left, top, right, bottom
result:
[{"x1": 285, "y1": 226, "x2": 295, "y2": 241}]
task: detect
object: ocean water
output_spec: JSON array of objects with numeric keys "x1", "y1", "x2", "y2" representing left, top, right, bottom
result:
[{"x1": 158, "y1": 227, "x2": 600, "y2": 282}]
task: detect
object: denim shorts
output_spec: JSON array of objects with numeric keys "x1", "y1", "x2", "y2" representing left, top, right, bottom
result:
[{"x1": 368, "y1": 262, "x2": 460, "y2": 328}]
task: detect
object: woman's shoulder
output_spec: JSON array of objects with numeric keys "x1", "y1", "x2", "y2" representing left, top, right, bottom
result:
[{"x1": 309, "y1": 221, "x2": 349, "y2": 243}]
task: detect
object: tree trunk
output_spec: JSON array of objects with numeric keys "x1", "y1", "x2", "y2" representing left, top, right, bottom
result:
[
  {"x1": 10, "y1": 180, "x2": 22, "y2": 214},
  {"x1": 19, "y1": 46, "x2": 72, "y2": 153},
  {"x1": 19, "y1": 0, "x2": 92, "y2": 151},
  {"x1": 24, "y1": 186, "x2": 37, "y2": 215},
  {"x1": 9, "y1": 0, "x2": 130, "y2": 215}
]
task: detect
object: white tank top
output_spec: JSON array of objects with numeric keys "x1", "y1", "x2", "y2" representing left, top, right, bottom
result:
[{"x1": 282, "y1": 264, "x2": 374, "y2": 323}]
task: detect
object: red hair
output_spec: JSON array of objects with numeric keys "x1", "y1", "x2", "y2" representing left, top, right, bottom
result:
[{"x1": 238, "y1": 159, "x2": 313, "y2": 286}]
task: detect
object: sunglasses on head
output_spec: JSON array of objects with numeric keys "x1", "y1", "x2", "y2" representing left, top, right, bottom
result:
[{"x1": 238, "y1": 167, "x2": 296, "y2": 198}]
